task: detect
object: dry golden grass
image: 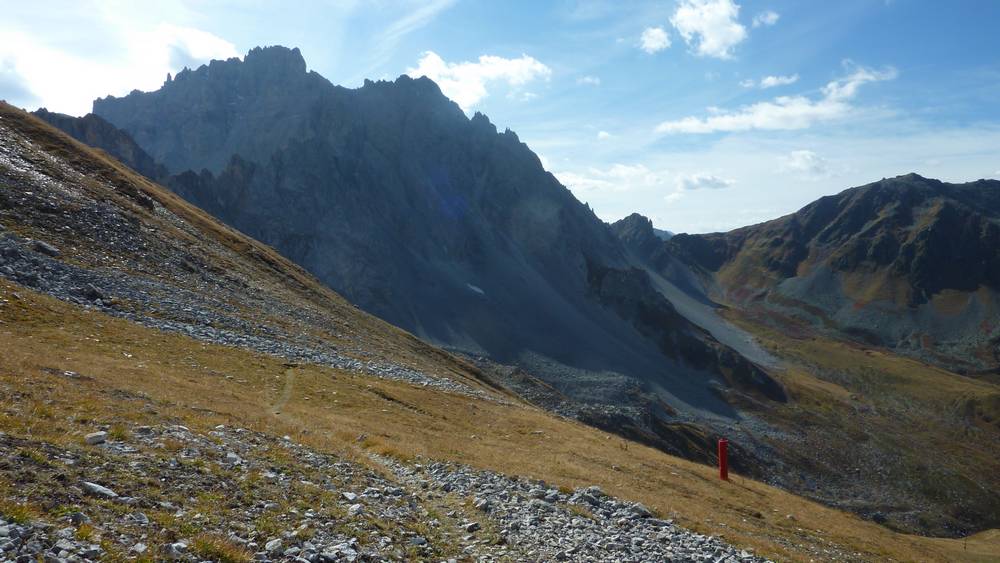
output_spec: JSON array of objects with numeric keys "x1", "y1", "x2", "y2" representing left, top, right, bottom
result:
[
  {"x1": 0, "y1": 499, "x2": 37, "y2": 525},
  {"x1": 190, "y1": 533, "x2": 254, "y2": 563},
  {"x1": 3, "y1": 279, "x2": 996, "y2": 561}
]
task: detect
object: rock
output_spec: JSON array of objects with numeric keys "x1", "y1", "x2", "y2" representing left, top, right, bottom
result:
[
  {"x1": 80, "y1": 481, "x2": 117, "y2": 498},
  {"x1": 464, "y1": 521, "x2": 481, "y2": 532},
  {"x1": 84, "y1": 431, "x2": 107, "y2": 445},
  {"x1": 130, "y1": 512, "x2": 149, "y2": 525},
  {"x1": 83, "y1": 284, "x2": 104, "y2": 301},
  {"x1": 68, "y1": 512, "x2": 90, "y2": 526},
  {"x1": 129, "y1": 543, "x2": 148, "y2": 554},
  {"x1": 408, "y1": 536, "x2": 427, "y2": 546},
  {"x1": 341, "y1": 492, "x2": 358, "y2": 502},
  {"x1": 160, "y1": 542, "x2": 187, "y2": 559},
  {"x1": 31, "y1": 240, "x2": 60, "y2": 257},
  {"x1": 225, "y1": 451, "x2": 242, "y2": 465},
  {"x1": 265, "y1": 538, "x2": 282, "y2": 552},
  {"x1": 54, "y1": 538, "x2": 76, "y2": 551},
  {"x1": 629, "y1": 504, "x2": 652, "y2": 518},
  {"x1": 347, "y1": 503, "x2": 364, "y2": 517}
]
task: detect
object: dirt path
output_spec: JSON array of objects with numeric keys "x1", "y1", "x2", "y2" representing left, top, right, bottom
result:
[{"x1": 272, "y1": 367, "x2": 296, "y2": 415}]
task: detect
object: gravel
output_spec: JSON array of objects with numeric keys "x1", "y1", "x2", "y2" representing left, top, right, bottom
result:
[{"x1": 1, "y1": 423, "x2": 773, "y2": 562}]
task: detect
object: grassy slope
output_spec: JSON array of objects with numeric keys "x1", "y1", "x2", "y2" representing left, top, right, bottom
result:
[
  {"x1": 0, "y1": 102, "x2": 498, "y2": 397},
  {"x1": 3, "y1": 280, "x2": 996, "y2": 562},
  {"x1": 722, "y1": 308, "x2": 1000, "y2": 539}
]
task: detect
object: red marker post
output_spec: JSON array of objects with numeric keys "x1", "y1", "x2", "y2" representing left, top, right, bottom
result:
[{"x1": 718, "y1": 438, "x2": 729, "y2": 481}]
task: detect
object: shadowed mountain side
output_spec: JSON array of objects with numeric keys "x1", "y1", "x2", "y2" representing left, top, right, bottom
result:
[
  {"x1": 88, "y1": 46, "x2": 782, "y2": 424},
  {"x1": 611, "y1": 213, "x2": 782, "y2": 371},
  {"x1": 32, "y1": 109, "x2": 168, "y2": 181}
]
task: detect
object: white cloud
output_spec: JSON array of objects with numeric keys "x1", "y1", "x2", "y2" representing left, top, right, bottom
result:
[
  {"x1": 407, "y1": 51, "x2": 551, "y2": 111},
  {"x1": 780, "y1": 150, "x2": 830, "y2": 178},
  {"x1": 656, "y1": 65, "x2": 897, "y2": 134},
  {"x1": 556, "y1": 163, "x2": 666, "y2": 193},
  {"x1": 640, "y1": 27, "x2": 671, "y2": 54},
  {"x1": 740, "y1": 74, "x2": 799, "y2": 89},
  {"x1": 675, "y1": 173, "x2": 735, "y2": 191},
  {"x1": 0, "y1": 23, "x2": 237, "y2": 115},
  {"x1": 664, "y1": 192, "x2": 685, "y2": 204},
  {"x1": 597, "y1": 130, "x2": 612, "y2": 140},
  {"x1": 577, "y1": 75, "x2": 601, "y2": 86},
  {"x1": 752, "y1": 10, "x2": 780, "y2": 28},
  {"x1": 759, "y1": 74, "x2": 799, "y2": 88},
  {"x1": 670, "y1": 0, "x2": 747, "y2": 60},
  {"x1": 662, "y1": 171, "x2": 734, "y2": 204}
]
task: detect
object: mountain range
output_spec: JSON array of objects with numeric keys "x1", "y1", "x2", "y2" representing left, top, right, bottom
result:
[
  {"x1": 22, "y1": 45, "x2": 1000, "y2": 538},
  {"x1": 45, "y1": 47, "x2": 782, "y2": 442},
  {"x1": 662, "y1": 174, "x2": 1000, "y2": 375}
]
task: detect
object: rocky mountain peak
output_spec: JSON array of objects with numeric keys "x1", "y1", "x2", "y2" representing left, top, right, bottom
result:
[
  {"x1": 243, "y1": 45, "x2": 307, "y2": 75},
  {"x1": 611, "y1": 213, "x2": 661, "y2": 258}
]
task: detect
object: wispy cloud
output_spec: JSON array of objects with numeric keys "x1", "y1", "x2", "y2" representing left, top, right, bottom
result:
[
  {"x1": 780, "y1": 150, "x2": 831, "y2": 178},
  {"x1": 367, "y1": 0, "x2": 457, "y2": 73},
  {"x1": 556, "y1": 163, "x2": 667, "y2": 194},
  {"x1": 741, "y1": 74, "x2": 799, "y2": 89},
  {"x1": 577, "y1": 75, "x2": 601, "y2": 86},
  {"x1": 663, "y1": 172, "x2": 735, "y2": 204},
  {"x1": 676, "y1": 173, "x2": 735, "y2": 190},
  {"x1": 670, "y1": 0, "x2": 747, "y2": 59},
  {"x1": 656, "y1": 65, "x2": 898, "y2": 134},
  {"x1": 760, "y1": 74, "x2": 799, "y2": 88},
  {"x1": 407, "y1": 51, "x2": 551, "y2": 111},
  {"x1": 752, "y1": 10, "x2": 780, "y2": 28}
]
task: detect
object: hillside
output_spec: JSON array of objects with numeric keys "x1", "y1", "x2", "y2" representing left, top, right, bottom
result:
[
  {"x1": 664, "y1": 174, "x2": 1000, "y2": 375},
  {"x1": 2, "y1": 103, "x2": 998, "y2": 562},
  {"x1": 25, "y1": 44, "x2": 997, "y2": 538},
  {"x1": 614, "y1": 203, "x2": 1000, "y2": 538}
]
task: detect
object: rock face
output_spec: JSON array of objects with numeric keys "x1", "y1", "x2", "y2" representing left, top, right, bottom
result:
[
  {"x1": 90, "y1": 46, "x2": 779, "y2": 423},
  {"x1": 662, "y1": 174, "x2": 1000, "y2": 373},
  {"x1": 32, "y1": 109, "x2": 167, "y2": 181}
]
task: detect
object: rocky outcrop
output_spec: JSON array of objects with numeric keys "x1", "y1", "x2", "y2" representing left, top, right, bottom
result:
[{"x1": 31, "y1": 109, "x2": 167, "y2": 181}]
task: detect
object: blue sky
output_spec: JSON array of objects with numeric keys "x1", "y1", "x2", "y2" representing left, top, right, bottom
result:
[{"x1": 2, "y1": 1, "x2": 999, "y2": 233}]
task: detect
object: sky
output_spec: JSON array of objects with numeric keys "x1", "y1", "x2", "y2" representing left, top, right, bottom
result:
[{"x1": 2, "y1": 0, "x2": 999, "y2": 233}]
